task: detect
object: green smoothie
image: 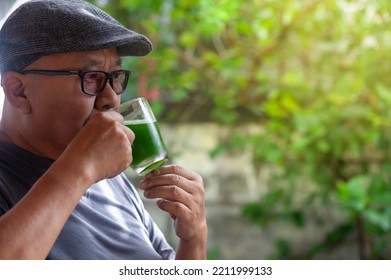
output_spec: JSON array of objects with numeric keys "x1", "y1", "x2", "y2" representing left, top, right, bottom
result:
[{"x1": 125, "y1": 119, "x2": 168, "y2": 174}]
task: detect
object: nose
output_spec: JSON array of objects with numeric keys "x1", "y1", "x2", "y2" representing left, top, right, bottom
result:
[{"x1": 94, "y1": 83, "x2": 121, "y2": 111}]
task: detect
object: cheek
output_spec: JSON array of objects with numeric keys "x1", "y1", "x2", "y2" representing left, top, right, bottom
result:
[
  {"x1": 35, "y1": 95, "x2": 95, "y2": 139},
  {"x1": 57, "y1": 98, "x2": 95, "y2": 128},
  {"x1": 34, "y1": 94, "x2": 94, "y2": 123},
  {"x1": 46, "y1": 101, "x2": 95, "y2": 148},
  {"x1": 42, "y1": 79, "x2": 94, "y2": 118},
  {"x1": 27, "y1": 76, "x2": 96, "y2": 138},
  {"x1": 59, "y1": 104, "x2": 91, "y2": 125}
]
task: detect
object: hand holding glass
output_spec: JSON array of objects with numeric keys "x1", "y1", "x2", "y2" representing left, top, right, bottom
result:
[{"x1": 120, "y1": 98, "x2": 168, "y2": 175}]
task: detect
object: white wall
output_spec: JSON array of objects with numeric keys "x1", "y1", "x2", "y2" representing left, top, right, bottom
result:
[{"x1": 0, "y1": 0, "x2": 30, "y2": 118}]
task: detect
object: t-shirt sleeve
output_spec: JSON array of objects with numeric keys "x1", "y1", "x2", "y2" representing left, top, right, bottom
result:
[
  {"x1": 0, "y1": 197, "x2": 9, "y2": 215},
  {"x1": 143, "y1": 207, "x2": 176, "y2": 260},
  {"x1": 0, "y1": 177, "x2": 11, "y2": 216},
  {"x1": 119, "y1": 173, "x2": 176, "y2": 260}
]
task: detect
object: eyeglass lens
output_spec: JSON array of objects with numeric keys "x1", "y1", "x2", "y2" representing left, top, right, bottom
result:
[{"x1": 82, "y1": 71, "x2": 128, "y2": 95}]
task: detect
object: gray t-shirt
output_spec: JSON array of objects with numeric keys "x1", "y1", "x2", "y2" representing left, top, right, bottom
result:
[{"x1": 0, "y1": 141, "x2": 175, "y2": 260}]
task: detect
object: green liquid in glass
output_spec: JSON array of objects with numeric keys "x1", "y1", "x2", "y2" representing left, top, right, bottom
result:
[{"x1": 125, "y1": 120, "x2": 167, "y2": 175}]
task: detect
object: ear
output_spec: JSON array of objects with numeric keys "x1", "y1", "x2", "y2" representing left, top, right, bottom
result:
[{"x1": 1, "y1": 72, "x2": 31, "y2": 114}]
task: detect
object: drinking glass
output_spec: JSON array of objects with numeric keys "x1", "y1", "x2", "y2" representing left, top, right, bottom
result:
[{"x1": 119, "y1": 97, "x2": 168, "y2": 175}]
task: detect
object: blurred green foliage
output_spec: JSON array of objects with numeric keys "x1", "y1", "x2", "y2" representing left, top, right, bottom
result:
[{"x1": 88, "y1": 0, "x2": 391, "y2": 259}]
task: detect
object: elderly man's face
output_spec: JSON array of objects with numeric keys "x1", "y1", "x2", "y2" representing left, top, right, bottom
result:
[{"x1": 20, "y1": 48, "x2": 122, "y2": 159}]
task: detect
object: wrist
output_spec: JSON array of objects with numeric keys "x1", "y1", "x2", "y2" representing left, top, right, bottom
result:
[{"x1": 176, "y1": 221, "x2": 208, "y2": 260}]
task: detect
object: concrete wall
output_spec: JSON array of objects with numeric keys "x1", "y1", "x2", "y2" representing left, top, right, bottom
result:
[{"x1": 126, "y1": 123, "x2": 358, "y2": 260}]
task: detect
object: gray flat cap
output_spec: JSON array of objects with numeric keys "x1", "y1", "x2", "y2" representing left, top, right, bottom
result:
[{"x1": 0, "y1": 0, "x2": 153, "y2": 75}]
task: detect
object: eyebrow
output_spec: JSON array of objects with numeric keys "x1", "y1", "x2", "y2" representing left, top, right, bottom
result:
[{"x1": 78, "y1": 56, "x2": 122, "y2": 69}]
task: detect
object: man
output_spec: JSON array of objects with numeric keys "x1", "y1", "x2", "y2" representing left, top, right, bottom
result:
[{"x1": 0, "y1": 0, "x2": 207, "y2": 259}]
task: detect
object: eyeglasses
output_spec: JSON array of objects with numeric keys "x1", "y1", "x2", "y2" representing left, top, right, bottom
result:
[{"x1": 17, "y1": 69, "x2": 131, "y2": 96}]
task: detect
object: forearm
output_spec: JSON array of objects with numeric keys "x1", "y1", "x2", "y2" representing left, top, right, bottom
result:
[{"x1": 0, "y1": 159, "x2": 92, "y2": 259}]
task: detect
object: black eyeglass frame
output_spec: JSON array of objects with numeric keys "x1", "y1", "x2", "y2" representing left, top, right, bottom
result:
[{"x1": 17, "y1": 69, "x2": 131, "y2": 96}]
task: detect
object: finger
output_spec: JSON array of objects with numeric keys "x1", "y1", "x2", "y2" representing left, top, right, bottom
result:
[
  {"x1": 140, "y1": 173, "x2": 188, "y2": 190},
  {"x1": 144, "y1": 184, "x2": 192, "y2": 206},
  {"x1": 140, "y1": 165, "x2": 203, "y2": 193},
  {"x1": 146, "y1": 165, "x2": 202, "y2": 183},
  {"x1": 140, "y1": 175, "x2": 201, "y2": 202},
  {"x1": 123, "y1": 125, "x2": 135, "y2": 143},
  {"x1": 98, "y1": 110, "x2": 135, "y2": 143},
  {"x1": 156, "y1": 199, "x2": 191, "y2": 219},
  {"x1": 84, "y1": 109, "x2": 124, "y2": 127},
  {"x1": 105, "y1": 109, "x2": 124, "y2": 123}
]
